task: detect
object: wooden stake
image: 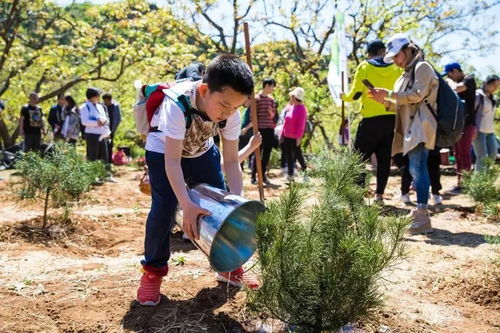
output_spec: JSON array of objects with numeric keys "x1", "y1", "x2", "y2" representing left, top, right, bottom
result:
[
  {"x1": 243, "y1": 22, "x2": 265, "y2": 203},
  {"x1": 339, "y1": 71, "x2": 346, "y2": 145}
]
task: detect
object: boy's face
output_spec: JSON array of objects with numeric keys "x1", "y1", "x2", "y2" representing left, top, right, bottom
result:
[
  {"x1": 263, "y1": 83, "x2": 276, "y2": 94},
  {"x1": 89, "y1": 95, "x2": 100, "y2": 104},
  {"x1": 201, "y1": 84, "x2": 248, "y2": 122}
]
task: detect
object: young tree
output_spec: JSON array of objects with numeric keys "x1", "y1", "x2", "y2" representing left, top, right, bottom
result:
[
  {"x1": 249, "y1": 149, "x2": 408, "y2": 332},
  {"x1": 15, "y1": 143, "x2": 107, "y2": 228}
]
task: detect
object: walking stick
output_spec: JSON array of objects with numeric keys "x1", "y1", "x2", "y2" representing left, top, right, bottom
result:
[{"x1": 243, "y1": 22, "x2": 265, "y2": 203}]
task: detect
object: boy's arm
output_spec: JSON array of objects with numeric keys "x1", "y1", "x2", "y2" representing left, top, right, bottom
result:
[
  {"x1": 165, "y1": 137, "x2": 210, "y2": 240},
  {"x1": 222, "y1": 137, "x2": 243, "y2": 196}
]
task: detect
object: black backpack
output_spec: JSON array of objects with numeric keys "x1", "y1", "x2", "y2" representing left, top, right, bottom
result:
[{"x1": 412, "y1": 62, "x2": 465, "y2": 148}]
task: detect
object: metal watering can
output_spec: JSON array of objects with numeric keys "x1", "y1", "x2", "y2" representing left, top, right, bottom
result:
[{"x1": 177, "y1": 183, "x2": 266, "y2": 272}]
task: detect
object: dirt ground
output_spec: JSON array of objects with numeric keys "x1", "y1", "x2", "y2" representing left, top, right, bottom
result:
[{"x1": 0, "y1": 164, "x2": 498, "y2": 333}]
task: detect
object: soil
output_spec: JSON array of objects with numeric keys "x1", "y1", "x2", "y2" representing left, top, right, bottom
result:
[{"x1": 0, "y1": 165, "x2": 498, "y2": 333}]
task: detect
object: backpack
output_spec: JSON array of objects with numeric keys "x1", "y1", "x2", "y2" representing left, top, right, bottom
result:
[
  {"x1": 411, "y1": 62, "x2": 465, "y2": 148},
  {"x1": 134, "y1": 79, "x2": 225, "y2": 136}
]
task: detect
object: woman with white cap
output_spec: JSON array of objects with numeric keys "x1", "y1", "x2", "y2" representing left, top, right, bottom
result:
[
  {"x1": 369, "y1": 33, "x2": 438, "y2": 234},
  {"x1": 282, "y1": 87, "x2": 308, "y2": 182}
]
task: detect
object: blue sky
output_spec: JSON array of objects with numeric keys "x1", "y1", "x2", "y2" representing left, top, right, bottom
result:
[{"x1": 53, "y1": 0, "x2": 499, "y2": 77}]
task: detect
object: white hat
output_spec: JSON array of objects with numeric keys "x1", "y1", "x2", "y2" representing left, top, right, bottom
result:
[
  {"x1": 289, "y1": 87, "x2": 305, "y2": 101},
  {"x1": 383, "y1": 33, "x2": 410, "y2": 64}
]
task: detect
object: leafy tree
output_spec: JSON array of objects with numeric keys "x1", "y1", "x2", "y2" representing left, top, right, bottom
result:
[
  {"x1": 0, "y1": 0, "x2": 203, "y2": 148},
  {"x1": 249, "y1": 149, "x2": 408, "y2": 332},
  {"x1": 15, "y1": 143, "x2": 107, "y2": 228}
]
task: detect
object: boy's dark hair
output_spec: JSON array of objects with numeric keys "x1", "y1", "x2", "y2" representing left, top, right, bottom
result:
[
  {"x1": 367, "y1": 40, "x2": 385, "y2": 57},
  {"x1": 57, "y1": 93, "x2": 65, "y2": 100},
  {"x1": 204, "y1": 54, "x2": 254, "y2": 96},
  {"x1": 263, "y1": 78, "x2": 276, "y2": 89},
  {"x1": 86, "y1": 87, "x2": 101, "y2": 100},
  {"x1": 102, "y1": 93, "x2": 112, "y2": 101}
]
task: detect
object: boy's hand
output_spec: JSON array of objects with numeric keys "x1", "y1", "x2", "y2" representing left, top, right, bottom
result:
[
  {"x1": 182, "y1": 201, "x2": 211, "y2": 241},
  {"x1": 249, "y1": 132, "x2": 262, "y2": 150}
]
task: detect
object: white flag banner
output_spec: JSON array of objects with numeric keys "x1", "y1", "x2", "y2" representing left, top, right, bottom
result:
[{"x1": 327, "y1": 11, "x2": 349, "y2": 107}]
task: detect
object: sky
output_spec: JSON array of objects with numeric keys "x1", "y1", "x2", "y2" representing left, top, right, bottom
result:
[{"x1": 53, "y1": 0, "x2": 499, "y2": 77}]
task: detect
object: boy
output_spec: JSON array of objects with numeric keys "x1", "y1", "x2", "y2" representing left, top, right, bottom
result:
[
  {"x1": 250, "y1": 78, "x2": 277, "y2": 185},
  {"x1": 19, "y1": 92, "x2": 45, "y2": 152},
  {"x1": 138, "y1": 54, "x2": 258, "y2": 306},
  {"x1": 80, "y1": 87, "x2": 111, "y2": 163}
]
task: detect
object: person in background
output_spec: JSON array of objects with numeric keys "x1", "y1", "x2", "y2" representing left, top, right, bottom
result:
[
  {"x1": 473, "y1": 74, "x2": 500, "y2": 171},
  {"x1": 19, "y1": 92, "x2": 45, "y2": 152},
  {"x1": 80, "y1": 87, "x2": 110, "y2": 163},
  {"x1": 175, "y1": 62, "x2": 206, "y2": 81},
  {"x1": 341, "y1": 40, "x2": 402, "y2": 203},
  {"x1": 396, "y1": 148, "x2": 443, "y2": 205},
  {"x1": 370, "y1": 33, "x2": 438, "y2": 234},
  {"x1": 48, "y1": 94, "x2": 67, "y2": 141},
  {"x1": 282, "y1": 87, "x2": 308, "y2": 182},
  {"x1": 102, "y1": 93, "x2": 122, "y2": 162},
  {"x1": 239, "y1": 101, "x2": 253, "y2": 171},
  {"x1": 61, "y1": 95, "x2": 81, "y2": 145},
  {"x1": 442, "y1": 62, "x2": 477, "y2": 193},
  {"x1": 251, "y1": 78, "x2": 277, "y2": 185}
]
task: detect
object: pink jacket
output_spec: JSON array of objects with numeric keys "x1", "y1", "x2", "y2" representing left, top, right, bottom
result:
[{"x1": 283, "y1": 104, "x2": 307, "y2": 139}]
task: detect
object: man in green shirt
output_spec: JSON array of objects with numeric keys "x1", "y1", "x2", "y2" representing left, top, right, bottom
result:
[{"x1": 341, "y1": 40, "x2": 402, "y2": 203}]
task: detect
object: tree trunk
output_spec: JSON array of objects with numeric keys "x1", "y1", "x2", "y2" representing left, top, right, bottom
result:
[{"x1": 42, "y1": 188, "x2": 50, "y2": 229}]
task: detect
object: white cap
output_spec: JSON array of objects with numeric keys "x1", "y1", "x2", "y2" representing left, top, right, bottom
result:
[
  {"x1": 289, "y1": 87, "x2": 305, "y2": 101},
  {"x1": 383, "y1": 33, "x2": 410, "y2": 63}
]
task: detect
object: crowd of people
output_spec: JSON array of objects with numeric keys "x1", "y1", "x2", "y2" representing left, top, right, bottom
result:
[
  {"x1": 16, "y1": 88, "x2": 122, "y2": 180},
  {"x1": 345, "y1": 33, "x2": 499, "y2": 234},
  {"x1": 3, "y1": 34, "x2": 498, "y2": 307}
]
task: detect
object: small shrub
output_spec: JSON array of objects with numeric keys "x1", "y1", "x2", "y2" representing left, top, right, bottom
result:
[
  {"x1": 463, "y1": 158, "x2": 500, "y2": 229},
  {"x1": 249, "y1": 149, "x2": 408, "y2": 332},
  {"x1": 15, "y1": 142, "x2": 107, "y2": 228}
]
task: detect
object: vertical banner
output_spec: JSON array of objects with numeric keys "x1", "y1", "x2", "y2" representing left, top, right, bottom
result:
[
  {"x1": 327, "y1": 11, "x2": 350, "y2": 146},
  {"x1": 327, "y1": 12, "x2": 348, "y2": 106}
]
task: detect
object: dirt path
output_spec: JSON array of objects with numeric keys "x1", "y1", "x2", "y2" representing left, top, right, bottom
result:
[{"x1": 0, "y1": 166, "x2": 498, "y2": 332}]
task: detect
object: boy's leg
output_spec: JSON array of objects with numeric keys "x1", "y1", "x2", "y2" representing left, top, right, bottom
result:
[
  {"x1": 143, "y1": 151, "x2": 179, "y2": 271},
  {"x1": 138, "y1": 150, "x2": 178, "y2": 306},
  {"x1": 260, "y1": 129, "x2": 274, "y2": 179},
  {"x1": 97, "y1": 138, "x2": 109, "y2": 164},
  {"x1": 86, "y1": 134, "x2": 99, "y2": 161}
]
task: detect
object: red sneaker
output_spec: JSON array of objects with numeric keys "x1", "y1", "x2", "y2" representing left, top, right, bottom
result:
[
  {"x1": 137, "y1": 270, "x2": 163, "y2": 306},
  {"x1": 216, "y1": 267, "x2": 260, "y2": 290}
]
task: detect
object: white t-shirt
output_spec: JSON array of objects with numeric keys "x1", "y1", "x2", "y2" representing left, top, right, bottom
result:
[
  {"x1": 476, "y1": 89, "x2": 495, "y2": 134},
  {"x1": 145, "y1": 80, "x2": 241, "y2": 158}
]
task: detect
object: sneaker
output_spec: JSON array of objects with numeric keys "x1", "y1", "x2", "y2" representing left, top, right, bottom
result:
[
  {"x1": 216, "y1": 267, "x2": 260, "y2": 290},
  {"x1": 286, "y1": 175, "x2": 295, "y2": 183},
  {"x1": 374, "y1": 194, "x2": 384, "y2": 205},
  {"x1": 105, "y1": 176, "x2": 118, "y2": 183},
  {"x1": 432, "y1": 194, "x2": 443, "y2": 206},
  {"x1": 407, "y1": 209, "x2": 433, "y2": 235},
  {"x1": 450, "y1": 186, "x2": 462, "y2": 194},
  {"x1": 251, "y1": 179, "x2": 257, "y2": 185},
  {"x1": 281, "y1": 167, "x2": 288, "y2": 175},
  {"x1": 401, "y1": 193, "x2": 412, "y2": 205},
  {"x1": 137, "y1": 270, "x2": 163, "y2": 306}
]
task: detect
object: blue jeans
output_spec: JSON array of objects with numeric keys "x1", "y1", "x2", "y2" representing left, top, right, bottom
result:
[
  {"x1": 408, "y1": 143, "x2": 430, "y2": 207},
  {"x1": 473, "y1": 132, "x2": 497, "y2": 171},
  {"x1": 142, "y1": 145, "x2": 225, "y2": 273}
]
